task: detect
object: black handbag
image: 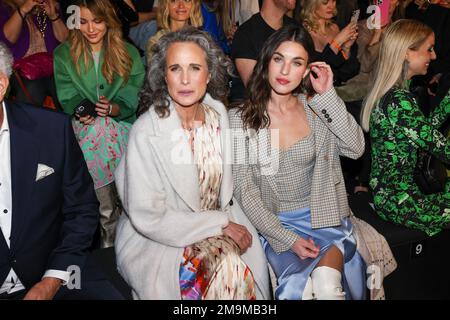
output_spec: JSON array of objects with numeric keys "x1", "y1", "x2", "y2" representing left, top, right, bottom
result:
[
  {"x1": 410, "y1": 86, "x2": 449, "y2": 195},
  {"x1": 413, "y1": 149, "x2": 447, "y2": 195},
  {"x1": 380, "y1": 90, "x2": 448, "y2": 195}
]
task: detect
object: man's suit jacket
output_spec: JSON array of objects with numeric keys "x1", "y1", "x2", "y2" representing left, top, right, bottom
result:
[
  {"x1": 229, "y1": 88, "x2": 365, "y2": 253},
  {"x1": 0, "y1": 101, "x2": 99, "y2": 289}
]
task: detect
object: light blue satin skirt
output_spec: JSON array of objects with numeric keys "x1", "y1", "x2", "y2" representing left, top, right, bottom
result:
[{"x1": 261, "y1": 207, "x2": 366, "y2": 300}]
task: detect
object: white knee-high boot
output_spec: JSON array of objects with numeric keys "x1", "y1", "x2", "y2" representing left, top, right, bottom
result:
[
  {"x1": 311, "y1": 266, "x2": 346, "y2": 300},
  {"x1": 301, "y1": 277, "x2": 314, "y2": 300}
]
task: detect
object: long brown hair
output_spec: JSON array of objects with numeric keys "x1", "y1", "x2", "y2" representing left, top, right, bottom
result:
[
  {"x1": 68, "y1": 0, "x2": 133, "y2": 84},
  {"x1": 239, "y1": 25, "x2": 316, "y2": 131}
]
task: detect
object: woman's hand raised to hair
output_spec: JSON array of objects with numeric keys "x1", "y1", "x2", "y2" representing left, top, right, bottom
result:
[
  {"x1": 309, "y1": 62, "x2": 334, "y2": 95},
  {"x1": 291, "y1": 237, "x2": 320, "y2": 260},
  {"x1": 223, "y1": 221, "x2": 253, "y2": 254}
]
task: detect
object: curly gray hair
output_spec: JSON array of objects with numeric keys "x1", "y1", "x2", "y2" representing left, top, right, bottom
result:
[
  {"x1": 138, "y1": 27, "x2": 234, "y2": 118},
  {"x1": 0, "y1": 42, "x2": 13, "y2": 78}
]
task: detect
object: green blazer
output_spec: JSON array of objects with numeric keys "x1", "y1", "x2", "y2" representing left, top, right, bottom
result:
[{"x1": 53, "y1": 41, "x2": 145, "y2": 123}]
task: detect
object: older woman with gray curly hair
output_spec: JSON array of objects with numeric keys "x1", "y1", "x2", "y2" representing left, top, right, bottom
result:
[{"x1": 114, "y1": 27, "x2": 271, "y2": 300}]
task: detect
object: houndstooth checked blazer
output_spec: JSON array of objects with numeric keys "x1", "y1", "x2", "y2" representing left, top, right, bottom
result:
[{"x1": 229, "y1": 88, "x2": 365, "y2": 253}]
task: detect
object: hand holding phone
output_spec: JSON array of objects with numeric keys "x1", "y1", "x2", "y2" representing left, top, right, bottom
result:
[
  {"x1": 351, "y1": 9, "x2": 360, "y2": 24},
  {"x1": 75, "y1": 99, "x2": 97, "y2": 118}
]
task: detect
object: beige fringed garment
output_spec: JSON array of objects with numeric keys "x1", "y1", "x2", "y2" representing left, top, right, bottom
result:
[{"x1": 349, "y1": 214, "x2": 398, "y2": 300}]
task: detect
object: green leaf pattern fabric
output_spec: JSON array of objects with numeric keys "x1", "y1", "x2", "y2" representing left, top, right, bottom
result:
[{"x1": 369, "y1": 88, "x2": 450, "y2": 236}]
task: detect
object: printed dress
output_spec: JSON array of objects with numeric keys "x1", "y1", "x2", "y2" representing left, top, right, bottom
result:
[
  {"x1": 179, "y1": 104, "x2": 256, "y2": 300},
  {"x1": 369, "y1": 87, "x2": 450, "y2": 236},
  {"x1": 72, "y1": 117, "x2": 131, "y2": 189}
]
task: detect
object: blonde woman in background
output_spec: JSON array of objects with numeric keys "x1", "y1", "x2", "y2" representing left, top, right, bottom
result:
[
  {"x1": 361, "y1": 19, "x2": 450, "y2": 236},
  {"x1": 145, "y1": 0, "x2": 202, "y2": 63},
  {"x1": 301, "y1": 0, "x2": 359, "y2": 86}
]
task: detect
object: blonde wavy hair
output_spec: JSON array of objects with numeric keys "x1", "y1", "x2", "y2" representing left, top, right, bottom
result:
[
  {"x1": 300, "y1": 0, "x2": 337, "y2": 32},
  {"x1": 68, "y1": 0, "x2": 133, "y2": 84},
  {"x1": 157, "y1": 0, "x2": 203, "y2": 31},
  {"x1": 361, "y1": 19, "x2": 433, "y2": 131}
]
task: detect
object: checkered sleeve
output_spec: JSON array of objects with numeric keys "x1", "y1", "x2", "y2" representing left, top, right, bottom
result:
[
  {"x1": 229, "y1": 109, "x2": 299, "y2": 253},
  {"x1": 309, "y1": 88, "x2": 365, "y2": 159}
]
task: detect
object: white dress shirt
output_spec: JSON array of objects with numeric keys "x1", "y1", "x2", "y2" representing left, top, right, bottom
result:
[{"x1": 0, "y1": 102, "x2": 70, "y2": 295}]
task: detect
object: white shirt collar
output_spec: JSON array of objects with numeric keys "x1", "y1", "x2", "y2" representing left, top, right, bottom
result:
[{"x1": 0, "y1": 101, "x2": 9, "y2": 135}]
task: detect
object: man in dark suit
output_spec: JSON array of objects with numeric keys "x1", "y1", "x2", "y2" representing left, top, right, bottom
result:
[{"x1": 0, "y1": 42, "x2": 122, "y2": 300}]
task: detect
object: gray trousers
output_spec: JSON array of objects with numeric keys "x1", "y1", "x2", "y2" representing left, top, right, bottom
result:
[{"x1": 95, "y1": 183, "x2": 121, "y2": 248}]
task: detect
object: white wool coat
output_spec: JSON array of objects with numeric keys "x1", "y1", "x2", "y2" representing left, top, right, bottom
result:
[{"x1": 114, "y1": 94, "x2": 271, "y2": 300}]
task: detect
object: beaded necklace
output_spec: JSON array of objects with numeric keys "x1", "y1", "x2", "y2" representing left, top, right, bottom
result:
[{"x1": 35, "y1": 7, "x2": 48, "y2": 38}]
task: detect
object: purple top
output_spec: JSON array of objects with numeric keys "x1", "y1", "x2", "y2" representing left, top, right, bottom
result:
[{"x1": 0, "y1": 3, "x2": 60, "y2": 59}]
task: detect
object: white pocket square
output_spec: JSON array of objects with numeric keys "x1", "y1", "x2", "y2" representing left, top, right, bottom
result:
[{"x1": 36, "y1": 163, "x2": 55, "y2": 182}]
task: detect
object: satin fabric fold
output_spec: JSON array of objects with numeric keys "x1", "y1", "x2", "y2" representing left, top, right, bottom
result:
[{"x1": 261, "y1": 207, "x2": 366, "y2": 300}]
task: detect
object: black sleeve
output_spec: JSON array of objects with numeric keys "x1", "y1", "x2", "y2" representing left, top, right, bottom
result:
[
  {"x1": 335, "y1": 43, "x2": 360, "y2": 84},
  {"x1": 315, "y1": 43, "x2": 360, "y2": 85},
  {"x1": 231, "y1": 26, "x2": 257, "y2": 60},
  {"x1": 318, "y1": 44, "x2": 347, "y2": 67}
]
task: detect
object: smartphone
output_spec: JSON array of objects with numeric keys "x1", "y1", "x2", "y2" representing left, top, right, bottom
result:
[
  {"x1": 74, "y1": 99, "x2": 97, "y2": 118},
  {"x1": 351, "y1": 9, "x2": 360, "y2": 24},
  {"x1": 376, "y1": 0, "x2": 390, "y2": 27}
]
